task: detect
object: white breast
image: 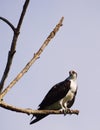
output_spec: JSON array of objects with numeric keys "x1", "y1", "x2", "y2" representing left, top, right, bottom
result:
[
  {"x1": 62, "y1": 79, "x2": 77, "y2": 104},
  {"x1": 70, "y1": 79, "x2": 77, "y2": 93}
]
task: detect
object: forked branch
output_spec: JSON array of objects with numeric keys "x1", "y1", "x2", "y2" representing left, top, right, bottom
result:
[{"x1": 0, "y1": 0, "x2": 30, "y2": 93}]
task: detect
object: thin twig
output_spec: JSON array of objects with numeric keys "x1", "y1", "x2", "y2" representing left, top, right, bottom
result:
[
  {"x1": 0, "y1": 17, "x2": 64, "y2": 99},
  {"x1": 17, "y1": 0, "x2": 30, "y2": 30},
  {"x1": 0, "y1": 17, "x2": 15, "y2": 31},
  {"x1": 0, "y1": 0, "x2": 30, "y2": 93},
  {"x1": 0, "y1": 101, "x2": 79, "y2": 115}
]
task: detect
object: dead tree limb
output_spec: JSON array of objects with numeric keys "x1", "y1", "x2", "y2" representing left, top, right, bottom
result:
[
  {"x1": 0, "y1": 16, "x2": 64, "y2": 100},
  {"x1": 0, "y1": 101, "x2": 79, "y2": 115},
  {"x1": 0, "y1": 0, "x2": 30, "y2": 93}
]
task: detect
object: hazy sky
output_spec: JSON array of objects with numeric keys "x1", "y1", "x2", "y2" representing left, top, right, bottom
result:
[{"x1": 0, "y1": 0, "x2": 100, "y2": 130}]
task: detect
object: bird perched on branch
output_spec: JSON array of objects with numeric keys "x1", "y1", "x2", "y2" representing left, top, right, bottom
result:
[{"x1": 30, "y1": 70, "x2": 78, "y2": 124}]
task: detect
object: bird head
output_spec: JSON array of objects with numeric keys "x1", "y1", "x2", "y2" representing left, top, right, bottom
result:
[{"x1": 69, "y1": 70, "x2": 77, "y2": 79}]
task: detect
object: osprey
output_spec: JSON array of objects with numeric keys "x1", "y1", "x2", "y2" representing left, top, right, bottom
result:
[{"x1": 30, "y1": 70, "x2": 78, "y2": 124}]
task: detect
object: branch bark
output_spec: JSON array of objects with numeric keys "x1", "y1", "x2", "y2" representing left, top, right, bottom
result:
[
  {"x1": 0, "y1": 0, "x2": 30, "y2": 93},
  {"x1": 0, "y1": 101, "x2": 79, "y2": 115},
  {"x1": 0, "y1": 16, "x2": 64, "y2": 100}
]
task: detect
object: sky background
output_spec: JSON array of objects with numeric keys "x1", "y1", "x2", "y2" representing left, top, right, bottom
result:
[{"x1": 0, "y1": 0, "x2": 100, "y2": 130}]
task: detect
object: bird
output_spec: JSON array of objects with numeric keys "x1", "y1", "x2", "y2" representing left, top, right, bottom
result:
[{"x1": 30, "y1": 70, "x2": 78, "y2": 124}]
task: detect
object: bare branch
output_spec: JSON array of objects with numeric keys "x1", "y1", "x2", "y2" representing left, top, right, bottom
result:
[
  {"x1": 0, "y1": 101, "x2": 79, "y2": 115},
  {"x1": 0, "y1": 0, "x2": 30, "y2": 93},
  {"x1": 0, "y1": 17, "x2": 15, "y2": 31},
  {"x1": 0, "y1": 17, "x2": 64, "y2": 99},
  {"x1": 17, "y1": 0, "x2": 30, "y2": 30}
]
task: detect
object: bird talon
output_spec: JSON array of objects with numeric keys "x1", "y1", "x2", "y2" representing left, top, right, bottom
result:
[
  {"x1": 60, "y1": 108, "x2": 68, "y2": 116},
  {"x1": 67, "y1": 108, "x2": 72, "y2": 114}
]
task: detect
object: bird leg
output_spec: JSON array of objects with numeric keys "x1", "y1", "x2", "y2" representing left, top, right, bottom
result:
[{"x1": 60, "y1": 101, "x2": 72, "y2": 116}]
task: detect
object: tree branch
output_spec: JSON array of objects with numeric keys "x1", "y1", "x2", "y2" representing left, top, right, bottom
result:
[
  {"x1": 17, "y1": 0, "x2": 30, "y2": 31},
  {"x1": 0, "y1": 16, "x2": 64, "y2": 99},
  {"x1": 0, "y1": 0, "x2": 30, "y2": 93},
  {"x1": 0, "y1": 101, "x2": 79, "y2": 115},
  {"x1": 0, "y1": 17, "x2": 15, "y2": 31}
]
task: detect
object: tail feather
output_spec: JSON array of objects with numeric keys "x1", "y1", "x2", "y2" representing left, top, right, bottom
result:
[{"x1": 30, "y1": 114, "x2": 48, "y2": 124}]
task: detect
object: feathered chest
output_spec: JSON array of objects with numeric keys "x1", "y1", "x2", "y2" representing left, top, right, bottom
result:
[
  {"x1": 62, "y1": 79, "x2": 77, "y2": 103},
  {"x1": 70, "y1": 79, "x2": 77, "y2": 93}
]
